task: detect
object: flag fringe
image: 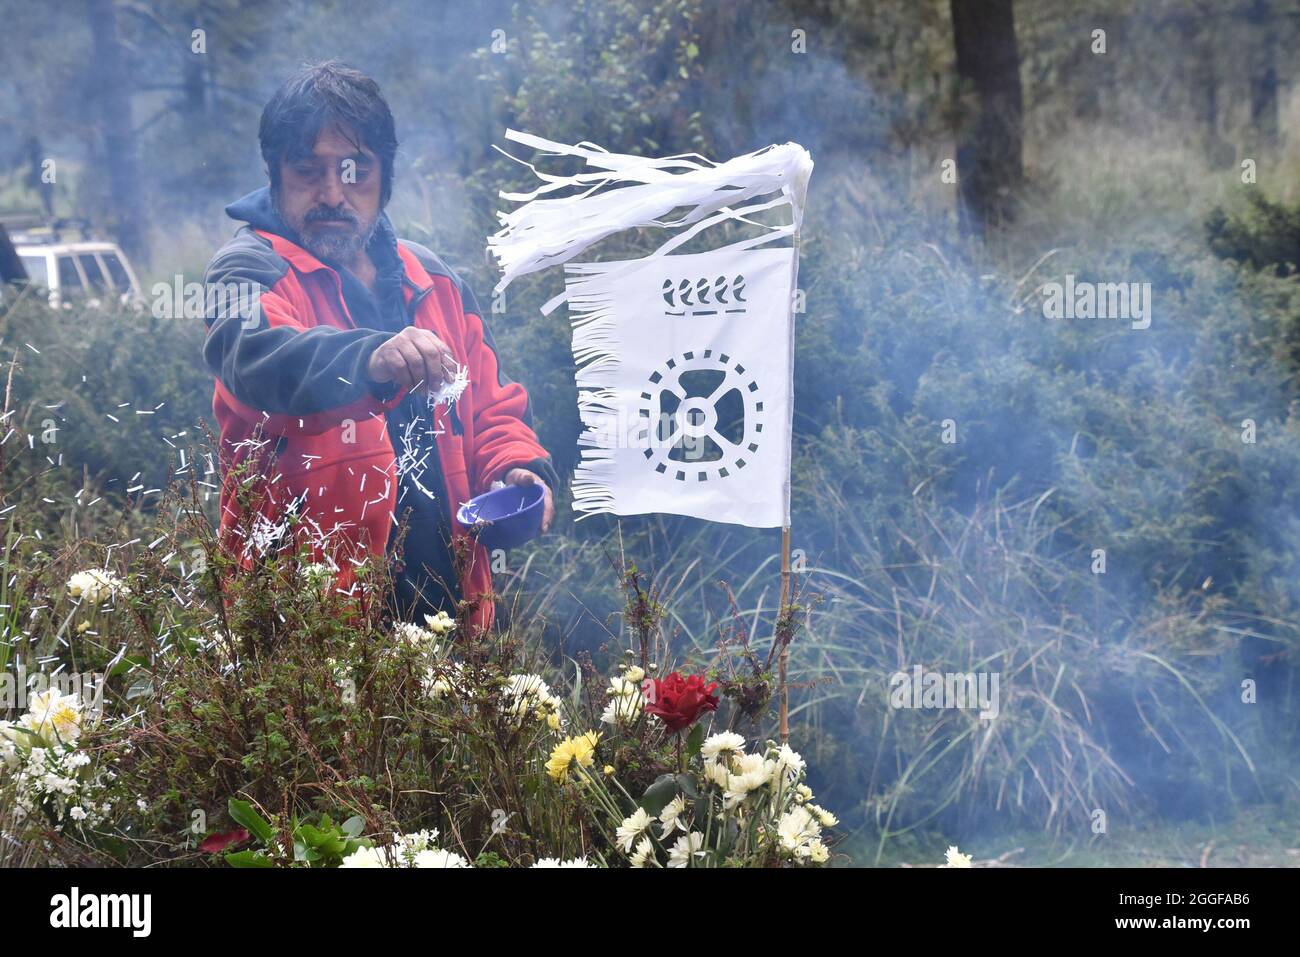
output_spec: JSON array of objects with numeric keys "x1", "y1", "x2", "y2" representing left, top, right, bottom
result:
[{"x1": 567, "y1": 266, "x2": 623, "y2": 518}]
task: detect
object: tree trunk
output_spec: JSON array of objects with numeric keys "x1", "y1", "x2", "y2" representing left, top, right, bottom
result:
[
  {"x1": 1248, "y1": 0, "x2": 1279, "y2": 148},
  {"x1": 88, "y1": 0, "x2": 148, "y2": 265},
  {"x1": 949, "y1": 0, "x2": 1024, "y2": 236}
]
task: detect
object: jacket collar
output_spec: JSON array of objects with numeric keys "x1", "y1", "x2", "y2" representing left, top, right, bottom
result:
[{"x1": 225, "y1": 187, "x2": 408, "y2": 307}]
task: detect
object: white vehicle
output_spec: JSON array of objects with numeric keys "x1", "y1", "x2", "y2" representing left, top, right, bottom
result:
[{"x1": 5, "y1": 218, "x2": 144, "y2": 310}]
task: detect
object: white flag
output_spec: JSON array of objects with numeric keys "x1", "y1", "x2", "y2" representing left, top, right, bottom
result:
[
  {"x1": 488, "y1": 131, "x2": 813, "y2": 528},
  {"x1": 565, "y1": 246, "x2": 796, "y2": 527}
]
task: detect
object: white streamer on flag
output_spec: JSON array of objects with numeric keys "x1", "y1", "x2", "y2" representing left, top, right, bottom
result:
[{"x1": 489, "y1": 131, "x2": 813, "y2": 529}]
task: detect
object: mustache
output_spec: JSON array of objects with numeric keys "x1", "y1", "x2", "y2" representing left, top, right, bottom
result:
[{"x1": 304, "y1": 206, "x2": 359, "y2": 226}]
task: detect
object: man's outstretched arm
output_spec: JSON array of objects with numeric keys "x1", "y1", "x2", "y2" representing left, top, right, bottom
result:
[{"x1": 202, "y1": 232, "x2": 405, "y2": 435}]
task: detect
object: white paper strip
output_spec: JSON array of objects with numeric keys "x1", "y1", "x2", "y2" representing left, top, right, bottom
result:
[{"x1": 488, "y1": 129, "x2": 813, "y2": 307}]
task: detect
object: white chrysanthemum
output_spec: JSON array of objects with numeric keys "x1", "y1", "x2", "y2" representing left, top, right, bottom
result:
[
  {"x1": 807, "y1": 838, "x2": 830, "y2": 864},
  {"x1": 701, "y1": 731, "x2": 745, "y2": 763},
  {"x1": 600, "y1": 675, "x2": 645, "y2": 726},
  {"x1": 630, "y1": 836, "x2": 657, "y2": 868},
  {"x1": 0, "y1": 720, "x2": 24, "y2": 768},
  {"x1": 808, "y1": 803, "x2": 838, "y2": 828},
  {"x1": 412, "y1": 848, "x2": 470, "y2": 869},
  {"x1": 503, "y1": 674, "x2": 563, "y2": 726},
  {"x1": 773, "y1": 743, "x2": 806, "y2": 777},
  {"x1": 339, "y1": 845, "x2": 387, "y2": 868},
  {"x1": 777, "y1": 805, "x2": 822, "y2": 858},
  {"x1": 532, "y1": 857, "x2": 593, "y2": 868},
  {"x1": 424, "y1": 661, "x2": 465, "y2": 700},
  {"x1": 423, "y1": 610, "x2": 456, "y2": 636},
  {"x1": 723, "y1": 752, "x2": 774, "y2": 809},
  {"x1": 395, "y1": 621, "x2": 435, "y2": 647},
  {"x1": 617, "y1": 807, "x2": 652, "y2": 853},
  {"x1": 658, "y1": 795, "x2": 689, "y2": 838},
  {"x1": 703, "y1": 760, "x2": 730, "y2": 789},
  {"x1": 623, "y1": 665, "x2": 645, "y2": 684},
  {"x1": 944, "y1": 845, "x2": 972, "y2": 868},
  {"x1": 667, "y1": 832, "x2": 705, "y2": 868},
  {"x1": 66, "y1": 569, "x2": 127, "y2": 605},
  {"x1": 793, "y1": 783, "x2": 814, "y2": 804},
  {"x1": 20, "y1": 688, "x2": 84, "y2": 748}
]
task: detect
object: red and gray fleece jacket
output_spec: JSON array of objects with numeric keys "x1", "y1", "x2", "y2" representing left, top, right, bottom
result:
[{"x1": 202, "y1": 188, "x2": 556, "y2": 632}]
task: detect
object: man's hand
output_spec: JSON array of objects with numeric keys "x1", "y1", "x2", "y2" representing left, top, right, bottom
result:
[
  {"x1": 503, "y1": 468, "x2": 554, "y2": 533},
  {"x1": 367, "y1": 327, "x2": 458, "y2": 394}
]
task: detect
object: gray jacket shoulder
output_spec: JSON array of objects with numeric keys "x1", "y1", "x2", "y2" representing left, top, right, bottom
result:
[
  {"x1": 398, "y1": 238, "x2": 463, "y2": 285},
  {"x1": 205, "y1": 227, "x2": 289, "y2": 288}
]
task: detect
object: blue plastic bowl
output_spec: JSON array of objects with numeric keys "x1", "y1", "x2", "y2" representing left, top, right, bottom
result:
[{"x1": 456, "y1": 482, "x2": 546, "y2": 550}]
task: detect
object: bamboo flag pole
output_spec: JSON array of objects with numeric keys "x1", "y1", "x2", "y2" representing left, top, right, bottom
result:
[
  {"x1": 778, "y1": 524, "x2": 792, "y2": 745},
  {"x1": 485, "y1": 132, "x2": 813, "y2": 739},
  {"x1": 777, "y1": 218, "x2": 803, "y2": 746}
]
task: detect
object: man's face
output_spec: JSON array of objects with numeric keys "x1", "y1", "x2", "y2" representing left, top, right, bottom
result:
[{"x1": 274, "y1": 123, "x2": 382, "y2": 264}]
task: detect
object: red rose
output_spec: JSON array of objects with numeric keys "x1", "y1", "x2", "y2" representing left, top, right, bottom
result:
[
  {"x1": 199, "y1": 828, "x2": 250, "y2": 853},
  {"x1": 642, "y1": 672, "x2": 719, "y2": 733}
]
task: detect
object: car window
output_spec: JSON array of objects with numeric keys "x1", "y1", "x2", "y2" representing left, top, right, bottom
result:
[
  {"x1": 19, "y1": 255, "x2": 49, "y2": 286},
  {"x1": 77, "y1": 254, "x2": 109, "y2": 293},
  {"x1": 57, "y1": 255, "x2": 83, "y2": 292},
  {"x1": 100, "y1": 252, "x2": 131, "y2": 292}
]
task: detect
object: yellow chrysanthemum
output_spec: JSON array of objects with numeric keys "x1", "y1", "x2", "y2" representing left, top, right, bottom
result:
[{"x1": 545, "y1": 731, "x2": 600, "y2": 783}]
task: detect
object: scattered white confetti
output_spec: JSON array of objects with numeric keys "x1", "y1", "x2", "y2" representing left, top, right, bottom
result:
[{"x1": 429, "y1": 363, "x2": 470, "y2": 406}]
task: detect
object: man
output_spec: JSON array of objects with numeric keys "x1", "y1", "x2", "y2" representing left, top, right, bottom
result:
[{"x1": 203, "y1": 61, "x2": 557, "y2": 632}]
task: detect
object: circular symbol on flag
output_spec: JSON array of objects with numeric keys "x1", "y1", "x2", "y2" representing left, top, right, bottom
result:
[{"x1": 637, "y1": 350, "x2": 764, "y2": 482}]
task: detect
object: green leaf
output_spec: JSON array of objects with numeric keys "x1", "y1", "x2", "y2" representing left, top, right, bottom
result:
[
  {"x1": 341, "y1": 838, "x2": 369, "y2": 857},
  {"x1": 686, "y1": 723, "x2": 705, "y2": 758},
  {"x1": 296, "y1": 823, "x2": 346, "y2": 856},
  {"x1": 340, "y1": 816, "x2": 364, "y2": 838},
  {"x1": 639, "y1": 773, "x2": 679, "y2": 817},
  {"x1": 676, "y1": 772, "x2": 700, "y2": 801},
  {"x1": 106, "y1": 654, "x2": 149, "y2": 678},
  {"x1": 224, "y1": 849, "x2": 274, "y2": 868},
  {"x1": 227, "y1": 798, "x2": 275, "y2": 845},
  {"x1": 569, "y1": 656, "x2": 583, "y2": 711}
]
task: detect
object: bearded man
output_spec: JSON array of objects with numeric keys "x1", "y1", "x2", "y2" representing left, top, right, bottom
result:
[{"x1": 203, "y1": 61, "x2": 557, "y2": 630}]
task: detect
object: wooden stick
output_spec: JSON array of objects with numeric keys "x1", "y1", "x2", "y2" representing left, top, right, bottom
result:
[{"x1": 778, "y1": 524, "x2": 792, "y2": 744}]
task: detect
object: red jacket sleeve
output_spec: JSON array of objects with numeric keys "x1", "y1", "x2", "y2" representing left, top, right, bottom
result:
[
  {"x1": 204, "y1": 241, "x2": 407, "y2": 437},
  {"x1": 459, "y1": 303, "x2": 556, "y2": 494}
]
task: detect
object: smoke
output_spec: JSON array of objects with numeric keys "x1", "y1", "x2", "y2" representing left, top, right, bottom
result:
[{"x1": 6, "y1": 0, "x2": 1298, "y2": 847}]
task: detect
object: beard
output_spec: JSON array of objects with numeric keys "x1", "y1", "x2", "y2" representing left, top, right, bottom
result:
[{"x1": 275, "y1": 194, "x2": 378, "y2": 264}]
